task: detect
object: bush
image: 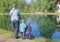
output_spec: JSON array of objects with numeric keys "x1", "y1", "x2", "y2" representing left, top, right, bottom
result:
[
  {"x1": 41, "y1": 17, "x2": 56, "y2": 39},
  {"x1": 35, "y1": 15, "x2": 56, "y2": 39}
]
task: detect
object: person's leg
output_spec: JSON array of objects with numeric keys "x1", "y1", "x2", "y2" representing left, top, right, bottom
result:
[
  {"x1": 24, "y1": 32, "x2": 26, "y2": 37},
  {"x1": 14, "y1": 21, "x2": 19, "y2": 38},
  {"x1": 28, "y1": 33, "x2": 31, "y2": 40},
  {"x1": 20, "y1": 32, "x2": 24, "y2": 39},
  {"x1": 12, "y1": 21, "x2": 17, "y2": 39},
  {"x1": 20, "y1": 32, "x2": 23, "y2": 38},
  {"x1": 26, "y1": 33, "x2": 29, "y2": 39}
]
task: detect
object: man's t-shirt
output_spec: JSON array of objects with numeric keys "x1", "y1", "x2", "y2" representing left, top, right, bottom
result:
[{"x1": 10, "y1": 8, "x2": 20, "y2": 21}]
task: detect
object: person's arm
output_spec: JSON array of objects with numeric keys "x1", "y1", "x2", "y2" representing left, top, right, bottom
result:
[
  {"x1": 18, "y1": 10, "x2": 21, "y2": 20},
  {"x1": 10, "y1": 8, "x2": 15, "y2": 16},
  {"x1": 30, "y1": 26, "x2": 32, "y2": 34},
  {"x1": 19, "y1": 24, "x2": 21, "y2": 32},
  {"x1": 24, "y1": 24, "x2": 27, "y2": 32},
  {"x1": 10, "y1": 10, "x2": 12, "y2": 16}
]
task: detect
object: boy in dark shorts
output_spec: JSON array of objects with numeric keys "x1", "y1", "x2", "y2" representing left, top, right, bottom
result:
[{"x1": 25, "y1": 21, "x2": 32, "y2": 40}]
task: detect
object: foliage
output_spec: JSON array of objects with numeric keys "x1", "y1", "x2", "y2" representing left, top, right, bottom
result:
[
  {"x1": 0, "y1": 0, "x2": 56, "y2": 13},
  {"x1": 35, "y1": 38, "x2": 60, "y2": 42},
  {"x1": 40, "y1": 16, "x2": 56, "y2": 39},
  {"x1": 0, "y1": 0, "x2": 26, "y2": 13},
  {"x1": 0, "y1": 14, "x2": 56, "y2": 39},
  {"x1": 36, "y1": 0, "x2": 56, "y2": 12},
  {"x1": 0, "y1": 14, "x2": 37, "y2": 31},
  {"x1": 33, "y1": 15, "x2": 56, "y2": 39}
]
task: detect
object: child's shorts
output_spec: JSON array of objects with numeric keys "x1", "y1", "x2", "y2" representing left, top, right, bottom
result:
[{"x1": 26, "y1": 32, "x2": 31, "y2": 39}]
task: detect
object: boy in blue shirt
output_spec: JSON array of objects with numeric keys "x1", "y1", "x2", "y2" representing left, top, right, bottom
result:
[{"x1": 19, "y1": 19, "x2": 26, "y2": 39}]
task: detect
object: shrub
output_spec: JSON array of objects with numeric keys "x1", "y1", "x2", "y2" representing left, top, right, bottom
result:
[{"x1": 35, "y1": 15, "x2": 56, "y2": 39}]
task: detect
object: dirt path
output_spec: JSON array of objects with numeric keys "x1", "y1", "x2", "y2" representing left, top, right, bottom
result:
[{"x1": 0, "y1": 34, "x2": 35, "y2": 42}]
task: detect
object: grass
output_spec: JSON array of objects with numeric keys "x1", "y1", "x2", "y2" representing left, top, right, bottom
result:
[
  {"x1": 0, "y1": 29, "x2": 14, "y2": 38},
  {"x1": 0, "y1": 29, "x2": 60, "y2": 42},
  {"x1": 35, "y1": 38, "x2": 60, "y2": 42}
]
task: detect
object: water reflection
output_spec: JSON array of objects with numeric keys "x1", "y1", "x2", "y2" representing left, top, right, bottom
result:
[
  {"x1": 26, "y1": 17, "x2": 40, "y2": 38},
  {"x1": 52, "y1": 31, "x2": 60, "y2": 40},
  {"x1": 26, "y1": 17, "x2": 60, "y2": 39}
]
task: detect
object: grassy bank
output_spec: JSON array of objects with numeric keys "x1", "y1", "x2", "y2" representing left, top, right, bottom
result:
[
  {"x1": 0, "y1": 29, "x2": 14, "y2": 38},
  {"x1": 0, "y1": 29, "x2": 60, "y2": 42},
  {"x1": 35, "y1": 38, "x2": 60, "y2": 42}
]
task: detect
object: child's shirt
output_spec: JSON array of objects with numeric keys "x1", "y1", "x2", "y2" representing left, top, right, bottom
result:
[
  {"x1": 19, "y1": 23, "x2": 26, "y2": 32},
  {"x1": 26, "y1": 26, "x2": 32, "y2": 34}
]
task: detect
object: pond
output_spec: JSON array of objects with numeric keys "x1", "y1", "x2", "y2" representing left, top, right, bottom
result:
[
  {"x1": 52, "y1": 31, "x2": 60, "y2": 40},
  {"x1": 26, "y1": 18, "x2": 41, "y2": 38},
  {"x1": 26, "y1": 17, "x2": 60, "y2": 40}
]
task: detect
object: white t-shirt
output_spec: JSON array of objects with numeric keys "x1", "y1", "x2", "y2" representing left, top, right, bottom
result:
[{"x1": 10, "y1": 8, "x2": 20, "y2": 21}]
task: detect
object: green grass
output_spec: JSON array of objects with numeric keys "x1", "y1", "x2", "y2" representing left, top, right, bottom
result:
[
  {"x1": 0, "y1": 29, "x2": 60, "y2": 42},
  {"x1": 35, "y1": 38, "x2": 60, "y2": 42},
  {"x1": 0, "y1": 29, "x2": 14, "y2": 38}
]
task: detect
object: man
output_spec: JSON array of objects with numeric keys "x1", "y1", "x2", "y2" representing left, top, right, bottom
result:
[
  {"x1": 57, "y1": 1, "x2": 60, "y2": 13},
  {"x1": 10, "y1": 3, "x2": 20, "y2": 39},
  {"x1": 56, "y1": 1, "x2": 60, "y2": 23}
]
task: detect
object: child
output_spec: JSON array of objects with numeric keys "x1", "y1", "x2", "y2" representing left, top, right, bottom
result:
[
  {"x1": 19, "y1": 19, "x2": 26, "y2": 39},
  {"x1": 25, "y1": 21, "x2": 32, "y2": 40}
]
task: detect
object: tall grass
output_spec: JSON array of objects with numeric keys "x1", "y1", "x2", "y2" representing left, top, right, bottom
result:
[{"x1": 0, "y1": 15, "x2": 11, "y2": 30}]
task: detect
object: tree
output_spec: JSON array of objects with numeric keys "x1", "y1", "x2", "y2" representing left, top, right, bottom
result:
[
  {"x1": 35, "y1": 0, "x2": 56, "y2": 12},
  {"x1": 0, "y1": 0, "x2": 56, "y2": 13},
  {"x1": 0, "y1": 0, "x2": 26, "y2": 13}
]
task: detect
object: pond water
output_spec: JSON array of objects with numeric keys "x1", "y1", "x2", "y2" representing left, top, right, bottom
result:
[
  {"x1": 26, "y1": 18, "x2": 40, "y2": 38},
  {"x1": 26, "y1": 17, "x2": 60, "y2": 39},
  {"x1": 52, "y1": 31, "x2": 60, "y2": 40}
]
